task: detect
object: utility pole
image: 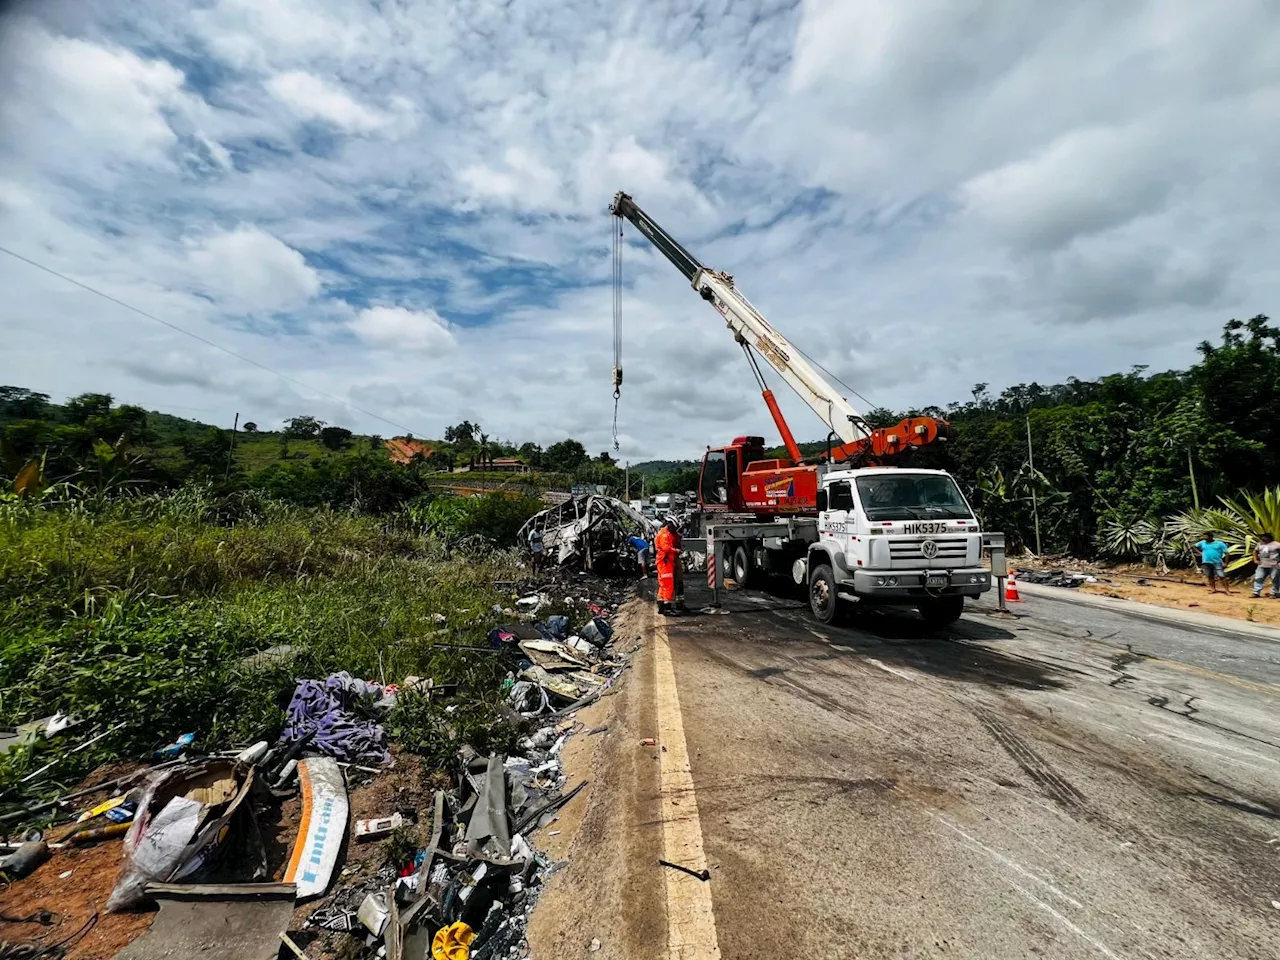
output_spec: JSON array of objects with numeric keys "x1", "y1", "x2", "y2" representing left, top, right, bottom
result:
[
  {"x1": 1187, "y1": 448, "x2": 1200, "y2": 510},
  {"x1": 225, "y1": 412, "x2": 239, "y2": 482},
  {"x1": 624, "y1": 461, "x2": 630, "y2": 502},
  {"x1": 1026, "y1": 415, "x2": 1042, "y2": 556}
]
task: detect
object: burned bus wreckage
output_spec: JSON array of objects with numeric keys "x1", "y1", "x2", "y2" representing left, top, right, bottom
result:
[{"x1": 518, "y1": 495, "x2": 656, "y2": 575}]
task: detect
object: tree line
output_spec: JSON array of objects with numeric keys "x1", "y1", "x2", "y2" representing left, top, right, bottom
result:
[
  {"x1": 4, "y1": 314, "x2": 1275, "y2": 563},
  {"x1": 863, "y1": 315, "x2": 1279, "y2": 561}
]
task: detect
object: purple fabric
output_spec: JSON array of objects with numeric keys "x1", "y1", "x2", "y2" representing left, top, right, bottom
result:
[{"x1": 279, "y1": 671, "x2": 391, "y2": 765}]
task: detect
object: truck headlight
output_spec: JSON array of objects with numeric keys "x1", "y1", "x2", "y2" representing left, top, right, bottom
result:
[{"x1": 876, "y1": 576, "x2": 898, "y2": 586}]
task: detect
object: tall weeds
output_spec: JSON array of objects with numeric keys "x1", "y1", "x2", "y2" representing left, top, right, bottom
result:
[{"x1": 0, "y1": 488, "x2": 529, "y2": 801}]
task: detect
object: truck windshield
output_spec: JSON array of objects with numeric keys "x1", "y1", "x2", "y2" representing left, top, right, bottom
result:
[{"x1": 855, "y1": 474, "x2": 972, "y2": 521}]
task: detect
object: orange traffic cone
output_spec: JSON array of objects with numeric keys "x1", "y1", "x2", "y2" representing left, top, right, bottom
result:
[{"x1": 1005, "y1": 570, "x2": 1023, "y2": 603}]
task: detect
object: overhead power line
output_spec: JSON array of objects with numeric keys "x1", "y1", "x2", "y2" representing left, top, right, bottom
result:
[
  {"x1": 0, "y1": 244, "x2": 428, "y2": 437},
  {"x1": 792, "y1": 341, "x2": 879, "y2": 412}
]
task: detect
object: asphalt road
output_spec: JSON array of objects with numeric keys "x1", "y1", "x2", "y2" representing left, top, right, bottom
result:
[{"x1": 646, "y1": 581, "x2": 1280, "y2": 959}]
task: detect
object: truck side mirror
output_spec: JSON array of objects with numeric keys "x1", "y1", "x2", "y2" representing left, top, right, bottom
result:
[{"x1": 816, "y1": 489, "x2": 828, "y2": 512}]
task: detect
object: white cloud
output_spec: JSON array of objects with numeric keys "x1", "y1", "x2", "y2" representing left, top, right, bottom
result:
[
  {"x1": 962, "y1": 122, "x2": 1181, "y2": 251},
  {"x1": 184, "y1": 225, "x2": 321, "y2": 314},
  {"x1": 458, "y1": 148, "x2": 562, "y2": 210},
  {"x1": 118, "y1": 350, "x2": 217, "y2": 389},
  {"x1": 349, "y1": 306, "x2": 457, "y2": 354},
  {"x1": 267, "y1": 71, "x2": 390, "y2": 133},
  {"x1": 0, "y1": 18, "x2": 186, "y2": 166}
]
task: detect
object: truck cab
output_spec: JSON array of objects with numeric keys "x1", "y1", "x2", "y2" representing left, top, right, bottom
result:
[{"x1": 804, "y1": 467, "x2": 992, "y2": 626}]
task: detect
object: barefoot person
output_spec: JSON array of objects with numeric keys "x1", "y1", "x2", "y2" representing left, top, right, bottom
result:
[{"x1": 1194, "y1": 532, "x2": 1231, "y2": 594}]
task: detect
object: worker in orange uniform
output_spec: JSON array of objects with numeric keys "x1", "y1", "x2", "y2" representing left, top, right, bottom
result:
[{"x1": 655, "y1": 516, "x2": 683, "y2": 616}]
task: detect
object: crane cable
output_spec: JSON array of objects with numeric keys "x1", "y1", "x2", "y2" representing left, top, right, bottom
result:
[{"x1": 611, "y1": 216, "x2": 624, "y2": 451}]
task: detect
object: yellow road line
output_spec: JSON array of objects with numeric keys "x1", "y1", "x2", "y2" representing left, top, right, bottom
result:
[{"x1": 653, "y1": 612, "x2": 722, "y2": 960}]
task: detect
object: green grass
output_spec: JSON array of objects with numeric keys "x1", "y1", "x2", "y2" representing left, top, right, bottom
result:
[
  {"x1": 232, "y1": 434, "x2": 348, "y2": 471},
  {"x1": 0, "y1": 486, "x2": 533, "y2": 809},
  {"x1": 426, "y1": 470, "x2": 571, "y2": 491}
]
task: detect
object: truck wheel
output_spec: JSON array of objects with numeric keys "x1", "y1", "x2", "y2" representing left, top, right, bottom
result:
[
  {"x1": 809, "y1": 564, "x2": 839, "y2": 624},
  {"x1": 918, "y1": 596, "x2": 964, "y2": 627},
  {"x1": 730, "y1": 545, "x2": 753, "y2": 588}
]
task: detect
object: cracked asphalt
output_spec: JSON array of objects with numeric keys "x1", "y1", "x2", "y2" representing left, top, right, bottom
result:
[{"x1": 650, "y1": 581, "x2": 1280, "y2": 959}]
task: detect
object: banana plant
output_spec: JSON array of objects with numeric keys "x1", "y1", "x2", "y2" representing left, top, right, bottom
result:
[{"x1": 11, "y1": 455, "x2": 47, "y2": 499}]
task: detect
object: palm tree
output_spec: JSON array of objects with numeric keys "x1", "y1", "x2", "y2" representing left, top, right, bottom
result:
[{"x1": 477, "y1": 431, "x2": 491, "y2": 471}]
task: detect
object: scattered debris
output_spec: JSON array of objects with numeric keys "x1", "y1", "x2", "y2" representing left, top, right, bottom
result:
[
  {"x1": 153, "y1": 732, "x2": 196, "y2": 762},
  {"x1": 1016, "y1": 569, "x2": 1099, "y2": 588},
  {"x1": 0, "y1": 841, "x2": 50, "y2": 880},
  {"x1": 0, "y1": 577, "x2": 633, "y2": 960},
  {"x1": 357, "y1": 812, "x2": 408, "y2": 842},
  {"x1": 113, "y1": 883, "x2": 296, "y2": 960},
  {"x1": 280, "y1": 930, "x2": 309, "y2": 959},
  {"x1": 433, "y1": 920, "x2": 476, "y2": 959},
  {"x1": 283, "y1": 757, "x2": 349, "y2": 899},
  {"x1": 106, "y1": 758, "x2": 257, "y2": 911},
  {"x1": 0, "y1": 713, "x2": 78, "y2": 757},
  {"x1": 280, "y1": 671, "x2": 395, "y2": 765},
  {"x1": 1013, "y1": 568, "x2": 1105, "y2": 591},
  {"x1": 658, "y1": 859, "x2": 711, "y2": 882}
]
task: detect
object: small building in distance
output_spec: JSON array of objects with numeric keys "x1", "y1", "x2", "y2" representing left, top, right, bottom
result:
[
  {"x1": 385, "y1": 437, "x2": 434, "y2": 465},
  {"x1": 488, "y1": 457, "x2": 530, "y2": 474},
  {"x1": 452, "y1": 457, "x2": 530, "y2": 474}
]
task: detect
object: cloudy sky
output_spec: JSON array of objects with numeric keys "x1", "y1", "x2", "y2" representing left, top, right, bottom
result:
[{"x1": 1, "y1": 1, "x2": 1277, "y2": 461}]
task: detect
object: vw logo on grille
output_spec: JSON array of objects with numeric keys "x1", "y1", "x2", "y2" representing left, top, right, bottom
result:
[{"x1": 920, "y1": 539, "x2": 939, "y2": 559}]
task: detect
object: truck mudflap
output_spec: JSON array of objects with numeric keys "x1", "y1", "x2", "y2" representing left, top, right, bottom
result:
[{"x1": 847, "y1": 567, "x2": 991, "y2": 597}]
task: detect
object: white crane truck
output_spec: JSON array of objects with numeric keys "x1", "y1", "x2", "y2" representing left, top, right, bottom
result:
[{"x1": 610, "y1": 192, "x2": 1002, "y2": 626}]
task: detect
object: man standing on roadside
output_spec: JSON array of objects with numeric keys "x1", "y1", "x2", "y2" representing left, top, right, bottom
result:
[
  {"x1": 655, "y1": 516, "x2": 682, "y2": 615},
  {"x1": 1252, "y1": 531, "x2": 1280, "y2": 598},
  {"x1": 1194, "y1": 531, "x2": 1231, "y2": 594}
]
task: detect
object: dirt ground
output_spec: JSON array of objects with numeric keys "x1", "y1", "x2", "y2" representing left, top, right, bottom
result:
[
  {"x1": 525, "y1": 601, "x2": 666, "y2": 960},
  {"x1": 0, "y1": 835, "x2": 154, "y2": 959},
  {"x1": 1021, "y1": 563, "x2": 1280, "y2": 626},
  {"x1": 0, "y1": 750, "x2": 449, "y2": 960}
]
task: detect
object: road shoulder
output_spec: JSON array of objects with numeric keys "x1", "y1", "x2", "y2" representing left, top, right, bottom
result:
[
  {"x1": 525, "y1": 600, "x2": 667, "y2": 960},
  {"x1": 1017, "y1": 581, "x2": 1280, "y2": 643}
]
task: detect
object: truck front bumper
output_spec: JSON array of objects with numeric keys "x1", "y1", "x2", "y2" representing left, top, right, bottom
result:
[{"x1": 847, "y1": 568, "x2": 992, "y2": 598}]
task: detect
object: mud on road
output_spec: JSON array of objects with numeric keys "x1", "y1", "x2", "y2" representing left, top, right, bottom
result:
[{"x1": 530, "y1": 582, "x2": 1280, "y2": 960}]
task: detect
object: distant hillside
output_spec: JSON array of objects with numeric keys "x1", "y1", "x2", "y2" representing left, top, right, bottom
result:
[
  {"x1": 629, "y1": 459, "x2": 698, "y2": 477},
  {"x1": 1, "y1": 384, "x2": 640, "y2": 495}
]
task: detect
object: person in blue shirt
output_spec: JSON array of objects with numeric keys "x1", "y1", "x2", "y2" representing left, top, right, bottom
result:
[
  {"x1": 1194, "y1": 532, "x2": 1231, "y2": 594},
  {"x1": 627, "y1": 534, "x2": 651, "y2": 579}
]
